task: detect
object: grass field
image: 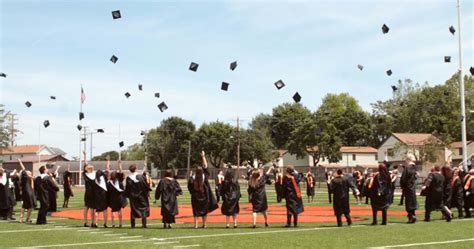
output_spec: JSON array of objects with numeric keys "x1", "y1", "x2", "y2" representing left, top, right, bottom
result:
[{"x1": 1, "y1": 184, "x2": 473, "y2": 249}]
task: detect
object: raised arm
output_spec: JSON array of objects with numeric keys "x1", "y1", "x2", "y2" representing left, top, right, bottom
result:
[
  {"x1": 55, "y1": 165, "x2": 61, "y2": 175},
  {"x1": 201, "y1": 151, "x2": 208, "y2": 169},
  {"x1": 106, "y1": 155, "x2": 111, "y2": 171},
  {"x1": 82, "y1": 151, "x2": 88, "y2": 167},
  {"x1": 266, "y1": 165, "x2": 274, "y2": 175},
  {"x1": 118, "y1": 160, "x2": 123, "y2": 172},
  {"x1": 17, "y1": 158, "x2": 26, "y2": 171}
]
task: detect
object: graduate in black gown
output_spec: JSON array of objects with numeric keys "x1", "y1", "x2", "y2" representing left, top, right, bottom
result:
[
  {"x1": 274, "y1": 167, "x2": 284, "y2": 203},
  {"x1": 463, "y1": 169, "x2": 474, "y2": 218},
  {"x1": 248, "y1": 166, "x2": 272, "y2": 228},
  {"x1": 188, "y1": 151, "x2": 218, "y2": 229},
  {"x1": 34, "y1": 166, "x2": 59, "y2": 225},
  {"x1": 367, "y1": 163, "x2": 392, "y2": 225},
  {"x1": 221, "y1": 170, "x2": 241, "y2": 228},
  {"x1": 62, "y1": 165, "x2": 74, "y2": 208},
  {"x1": 450, "y1": 168, "x2": 464, "y2": 218},
  {"x1": 47, "y1": 166, "x2": 60, "y2": 215},
  {"x1": 18, "y1": 159, "x2": 36, "y2": 223},
  {"x1": 108, "y1": 160, "x2": 127, "y2": 228},
  {"x1": 11, "y1": 173, "x2": 21, "y2": 203},
  {"x1": 353, "y1": 170, "x2": 364, "y2": 205},
  {"x1": 125, "y1": 164, "x2": 152, "y2": 228},
  {"x1": 400, "y1": 155, "x2": 418, "y2": 223},
  {"x1": 329, "y1": 169, "x2": 359, "y2": 227},
  {"x1": 441, "y1": 166, "x2": 453, "y2": 217},
  {"x1": 282, "y1": 165, "x2": 304, "y2": 227},
  {"x1": 82, "y1": 151, "x2": 97, "y2": 227},
  {"x1": 94, "y1": 162, "x2": 109, "y2": 228},
  {"x1": 305, "y1": 169, "x2": 315, "y2": 203},
  {"x1": 215, "y1": 170, "x2": 224, "y2": 203},
  {"x1": 0, "y1": 167, "x2": 13, "y2": 220},
  {"x1": 155, "y1": 169, "x2": 182, "y2": 228},
  {"x1": 422, "y1": 166, "x2": 452, "y2": 222}
]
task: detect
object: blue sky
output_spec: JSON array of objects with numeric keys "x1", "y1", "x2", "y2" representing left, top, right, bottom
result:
[{"x1": 1, "y1": 0, "x2": 473, "y2": 159}]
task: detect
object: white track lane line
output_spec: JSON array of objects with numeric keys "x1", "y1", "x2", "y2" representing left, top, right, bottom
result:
[
  {"x1": 120, "y1": 235, "x2": 142, "y2": 239},
  {"x1": 174, "y1": 245, "x2": 200, "y2": 248},
  {"x1": 368, "y1": 238, "x2": 474, "y2": 248},
  {"x1": 0, "y1": 227, "x2": 76, "y2": 234},
  {"x1": 15, "y1": 239, "x2": 148, "y2": 248}
]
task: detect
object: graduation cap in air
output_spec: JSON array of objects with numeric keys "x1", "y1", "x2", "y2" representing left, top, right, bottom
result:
[
  {"x1": 50, "y1": 96, "x2": 56, "y2": 100},
  {"x1": 138, "y1": 84, "x2": 143, "y2": 91},
  {"x1": 357, "y1": 64, "x2": 364, "y2": 71},
  {"x1": 382, "y1": 24, "x2": 390, "y2": 34},
  {"x1": 119, "y1": 141, "x2": 124, "y2": 148},
  {"x1": 293, "y1": 92, "x2": 302, "y2": 103},
  {"x1": 391, "y1": 85, "x2": 398, "y2": 92},
  {"x1": 0, "y1": 72, "x2": 6, "y2": 78},
  {"x1": 449, "y1": 26, "x2": 456, "y2": 35},
  {"x1": 443, "y1": 90, "x2": 449, "y2": 96},
  {"x1": 158, "y1": 102, "x2": 168, "y2": 112},
  {"x1": 25, "y1": 101, "x2": 32, "y2": 108},
  {"x1": 97, "y1": 129, "x2": 104, "y2": 133},
  {"x1": 112, "y1": 10, "x2": 121, "y2": 19},
  {"x1": 230, "y1": 61, "x2": 237, "y2": 71},
  {"x1": 43, "y1": 120, "x2": 50, "y2": 128},
  {"x1": 154, "y1": 92, "x2": 160, "y2": 98},
  {"x1": 386, "y1": 70, "x2": 392, "y2": 76},
  {"x1": 274, "y1": 80, "x2": 285, "y2": 90},
  {"x1": 77, "y1": 125, "x2": 82, "y2": 131},
  {"x1": 125, "y1": 92, "x2": 131, "y2": 98},
  {"x1": 189, "y1": 62, "x2": 199, "y2": 72},
  {"x1": 79, "y1": 112, "x2": 85, "y2": 120},
  {"x1": 81, "y1": 137, "x2": 86, "y2": 142},
  {"x1": 470, "y1": 66, "x2": 474, "y2": 76},
  {"x1": 444, "y1": 56, "x2": 451, "y2": 63},
  {"x1": 140, "y1": 130, "x2": 146, "y2": 136},
  {"x1": 110, "y1": 55, "x2": 118, "y2": 64},
  {"x1": 221, "y1": 82, "x2": 229, "y2": 91}
]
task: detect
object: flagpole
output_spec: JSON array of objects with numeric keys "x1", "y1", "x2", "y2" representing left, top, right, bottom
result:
[
  {"x1": 457, "y1": 0, "x2": 468, "y2": 171},
  {"x1": 79, "y1": 84, "x2": 83, "y2": 186}
]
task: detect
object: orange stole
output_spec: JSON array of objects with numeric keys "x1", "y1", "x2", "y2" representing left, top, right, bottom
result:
[
  {"x1": 288, "y1": 175, "x2": 302, "y2": 199},
  {"x1": 464, "y1": 175, "x2": 473, "y2": 191}
]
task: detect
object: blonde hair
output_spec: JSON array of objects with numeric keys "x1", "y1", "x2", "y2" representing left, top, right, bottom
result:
[{"x1": 405, "y1": 154, "x2": 416, "y2": 162}]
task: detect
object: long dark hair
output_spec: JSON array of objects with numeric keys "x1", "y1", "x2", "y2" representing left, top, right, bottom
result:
[
  {"x1": 224, "y1": 170, "x2": 234, "y2": 184},
  {"x1": 249, "y1": 170, "x2": 260, "y2": 189},
  {"x1": 378, "y1": 163, "x2": 390, "y2": 183},
  {"x1": 441, "y1": 166, "x2": 452, "y2": 181},
  {"x1": 193, "y1": 167, "x2": 204, "y2": 192}
]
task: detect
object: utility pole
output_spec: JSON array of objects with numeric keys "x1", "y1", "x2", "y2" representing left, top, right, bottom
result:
[
  {"x1": 186, "y1": 140, "x2": 191, "y2": 178},
  {"x1": 236, "y1": 117, "x2": 241, "y2": 180},
  {"x1": 457, "y1": 0, "x2": 468, "y2": 170},
  {"x1": 83, "y1": 126, "x2": 88, "y2": 161}
]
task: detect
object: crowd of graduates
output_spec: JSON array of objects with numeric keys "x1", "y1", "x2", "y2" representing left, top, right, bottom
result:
[{"x1": 1, "y1": 152, "x2": 473, "y2": 229}]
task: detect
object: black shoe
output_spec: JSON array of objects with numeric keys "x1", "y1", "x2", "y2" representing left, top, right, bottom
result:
[
  {"x1": 381, "y1": 222, "x2": 387, "y2": 225},
  {"x1": 226, "y1": 224, "x2": 230, "y2": 229},
  {"x1": 91, "y1": 223, "x2": 98, "y2": 229},
  {"x1": 142, "y1": 225, "x2": 147, "y2": 229},
  {"x1": 84, "y1": 223, "x2": 89, "y2": 227},
  {"x1": 104, "y1": 224, "x2": 108, "y2": 228},
  {"x1": 423, "y1": 219, "x2": 430, "y2": 222},
  {"x1": 371, "y1": 222, "x2": 377, "y2": 226},
  {"x1": 446, "y1": 215, "x2": 452, "y2": 222},
  {"x1": 233, "y1": 225, "x2": 237, "y2": 228},
  {"x1": 265, "y1": 223, "x2": 269, "y2": 227},
  {"x1": 252, "y1": 225, "x2": 256, "y2": 229},
  {"x1": 284, "y1": 224, "x2": 291, "y2": 228},
  {"x1": 168, "y1": 224, "x2": 172, "y2": 229}
]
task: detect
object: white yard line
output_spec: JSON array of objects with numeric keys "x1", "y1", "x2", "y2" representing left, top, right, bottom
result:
[
  {"x1": 89, "y1": 231, "x2": 112, "y2": 234},
  {"x1": 369, "y1": 238, "x2": 474, "y2": 248},
  {"x1": 120, "y1": 235, "x2": 142, "y2": 239},
  {"x1": 0, "y1": 227, "x2": 77, "y2": 234},
  {"x1": 15, "y1": 239, "x2": 149, "y2": 248},
  {"x1": 174, "y1": 245, "x2": 200, "y2": 248},
  {"x1": 154, "y1": 241, "x2": 180, "y2": 245},
  {"x1": 104, "y1": 233, "x2": 127, "y2": 236}
]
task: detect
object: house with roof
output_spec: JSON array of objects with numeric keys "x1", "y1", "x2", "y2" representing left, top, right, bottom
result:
[
  {"x1": 1, "y1": 154, "x2": 69, "y2": 176},
  {"x1": 449, "y1": 140, "x2": 474, "y2": 166},
  {"x1": 0, "y1": 144, "x2": 65, "y2": 162}
]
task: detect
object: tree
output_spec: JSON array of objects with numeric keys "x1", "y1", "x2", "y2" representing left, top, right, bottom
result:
[
  {"x1": 122, "y1": 143, "x2": 145, "y2": 160},
  {"x1": 146, "y1": 117, "x2": 196, "y2": 170},
  {"x1": 0, "y1": 105, "x2": 9, "y2": 151},
  {"x1": 92, "y1": 151, "x2": 120, "y2": 161},
  {"x1": 227, "y1": 128, "x2": 278, "y2": 165},
  {"x1": 269, "y1": 103, "x2": 313, "y2": 149},
  {"x1": 392, "y1": 136, "x2": 445, "y2": 165},
  {"x1": 192, "y1": 121, "x2": 234, "y2": 168}
]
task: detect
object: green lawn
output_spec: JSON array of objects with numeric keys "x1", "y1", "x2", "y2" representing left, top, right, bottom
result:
[{"x1": 1, "y1": 185, "x2": 473, "y2": 249}]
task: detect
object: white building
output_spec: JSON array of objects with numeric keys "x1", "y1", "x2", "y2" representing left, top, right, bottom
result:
[{"x1": 0, "y1": 144, "x2": 63, "y2": 162}]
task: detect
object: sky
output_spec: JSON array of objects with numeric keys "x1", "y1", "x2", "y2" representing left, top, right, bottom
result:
[{"x1": 0, "y1": 0, "x2": 473, "y2": 159}]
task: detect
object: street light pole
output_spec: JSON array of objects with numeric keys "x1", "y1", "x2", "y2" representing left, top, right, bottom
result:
[{"x1": 457, "y1": 0, "x2": 468, "y2": 170}]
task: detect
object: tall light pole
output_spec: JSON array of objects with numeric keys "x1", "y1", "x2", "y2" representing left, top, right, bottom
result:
[{"x1": 457, "y1": 0, "x2": 468, "y2": 170}]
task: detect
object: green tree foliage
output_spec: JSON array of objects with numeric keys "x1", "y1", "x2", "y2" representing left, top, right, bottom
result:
[
  {"x1": 192, "y1": 121, "x2": 234, "y2": 168},
  {"x1": 269, "y1": 103, "x2": 312, "y2": 149},
  {"x1": 0, "y1": 105, "x2": 10, "y2": 159},
  {"x1": 91, "y1": 150, "x2": 120, "y2": 161},
  {"x1": 122, "y1": 143, "x2": 145, "y2": 160}
]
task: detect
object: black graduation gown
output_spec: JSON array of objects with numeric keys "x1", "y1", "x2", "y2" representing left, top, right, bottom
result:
[
  {"x1": 63, "y1": 171, "x2": 74, "y2": 198},
  {"x1": 282, "y1": 173, "x2": 304, "y2": 215},
  {"x1": 20, "y1": 171, "x2": 36, "y2": 209},
  {"x1": 424, "y1": 173, "x2": 446, "y2": 211},
  {"x1": 442, "y1": 176, "x2": 452, "y2": 207},
  {"x1": 306, "y1": 175, "x2": 315, "y2": 197},
  {"x1": 329, "y1": 176, "x2": 356, "y2": 216},
  {"x1": 12, "y1": 175, "x2": 21, "y2": 202},
  {"x1": 94, "y1": 175, "x2": 109, "y2": 212},
  {"x1": 83, "y1": 171, "x2": 96, "y2": 209},
  {"x1": 400, "y1": 165, "x2": 418, "y2": 212},
  {"x1": 450, "y1": 177, "x2": 464, "y2": 208},
  {"x1": 248, "y1": 174, "x2": 270, "y2": 213},
  {"x1": 125, "y1": 173, "x2": 151, "y2": 219},
  {"x1": 155, "y1": 178, "x2": 182, "y2": 223},
  {"x1": 221, "y1": 180, "x2": 241, "y2": 216},
  {"x1": 187, "y1": 168, "x2": 218, "y2": 217},
  {"x1": 368, "y1": 174, "x2": 391, "y2": 211},
  {"x1": 274, "y1": 173, "x2": 284, "y2": 202},
  {"x1": 35, "y1": 174, "x2": 59, "y2": 224},
  {"x1": 464, "y1": 175, "x2": 474, "y2": 209},
  {"x1": 0, "y1": 173, "x2": 12, "y2": 216},
  {"x1": 107, "y1": 179, "x2": 126, "y2": 212},
  {"x1": 47, "y1": 174, "x2": 59, "y2": 212}
]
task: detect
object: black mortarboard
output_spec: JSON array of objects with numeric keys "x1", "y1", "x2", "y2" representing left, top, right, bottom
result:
[
  {"x1": 382, "y1": 24, "x2": 390, "y2": 34},
  {"x1": 97, "y1": 129, "x2": 104, "y2": 133},
  {"x1": 138, "y1": 84, "x2": 143, "y2": 91},
  {"x1": 386, "y1": 70, "x2": 392, "y2": 76},
  {"x1": 391, "y1": 85, "x2": 398, "y2": 92},
  {"x1": 0, "y1": 73, "x2": 6, "y2": 78},
  {"x1": 79, "y1": 112, "x2": 84, "y2": 120},
  {"x1": 158, "y1": 102, "x2": 168, "y2": 112},
  {"x1": 140, "y1": 130, "x2": 146, "y2": 136},
  {"x1": 230, "y1": 61, "x2": 237, "y2": 71},
  {"x1": 221, "y1": 82, "x2": 229, "y2": 91},
  {"x1": 125, "y1": 92, "x2": 131, "y2": 98},
  {"x1": 293, "y1": 92, "x2": 301, "y2": 103},
  {"x1": 400, "y1": 101, "x2": 404, "y2": 107},
  {"x1": 274, "y1": 80, "x2": 285, "y2": 90},
  {"x1": 357, "y1": 64, "x2": 364, "y2": 71},
  {"x1": 444, "y1": 56, "x2": 451, "y2": 63},
  {"x1": 43, "y1": 120, "x2": 50, "y2": 128},
  {"x1": 112, "y1": 10, "x2": 121, "y2": 19},
  {"x1": 443, "y1": 90, "x2": 449, "y2": 96},
  {"x1": 81, "y1": 137, "x2": 86, "y2": 142},
  {"x1": 119, "y1": 141, "x2": 124, "y2": 148},
  {"x1": 50, "y1": 96, "x2": 56, "y2": 100},
  {"x1": 378, "y1": 117, "x2": 384, "y2": 124},
  {"x1": 154, "y1": 92, "x2": 160, "y2": 98},
  {"x1": 25, "y1": 101, "x2": 32, "y2": 108},
  {"x1": 110, "y1": 55, "x2": 118, "y2": 64},
  {"x1": 189, "y1": 62, "x2": 199, "y2": 72},
  {"x1": 77, "y1": 125, "x2": 82, "y2": 131},
  {"x1": 449, "y1": 26, "x2": 456, "y2": 35},
  {"x1": 470, "y1": 66, "x2": 474, "y2": 76}
]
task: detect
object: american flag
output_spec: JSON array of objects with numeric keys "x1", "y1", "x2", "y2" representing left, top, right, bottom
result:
[{"x1": 80, "y1": 86, "x2": 86, "y2": 104}]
